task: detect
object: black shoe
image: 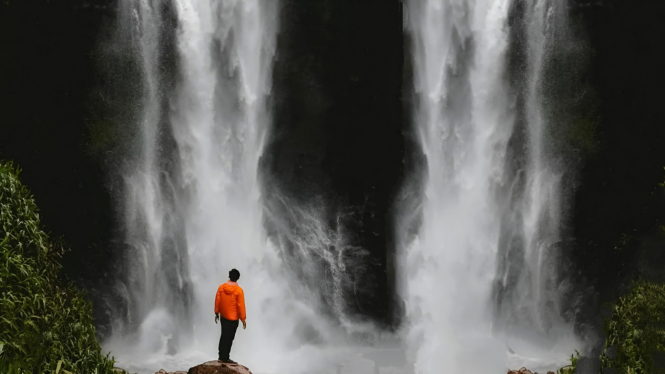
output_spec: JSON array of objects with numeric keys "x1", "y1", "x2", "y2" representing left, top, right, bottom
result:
[{"x1": 222, "y1": 359, "x2": 237, "y2": 364}]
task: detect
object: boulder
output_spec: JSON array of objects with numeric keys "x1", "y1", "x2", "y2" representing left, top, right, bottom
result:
[
  {"x1": 154, "y1": 370, "x2": 187, "y2": 374},
  {"x1": 508, "y1": 367, "x2": 533, "y2": 374},
  {"x1": 507, "y1": 367, "x2": 554, "y2": 374},
  {"x1": 114, "y1": 367, "x2": 139, "y2": 374},
  {"x1": 187, "y1": 361, "x2": 252, "y2": 374}
]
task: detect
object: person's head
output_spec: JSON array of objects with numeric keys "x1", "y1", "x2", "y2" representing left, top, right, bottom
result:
[{"x1": 229, "y1": 268, "x2": 240, "y2": 282}]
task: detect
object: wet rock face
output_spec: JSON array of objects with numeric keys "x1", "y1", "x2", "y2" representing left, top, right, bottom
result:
[
  {"x1": 186, "y1": 361, "x2": 252, "y2": 374},
  {"x1": 266, "y1": 0, "x2": 406, "y2": 330}
]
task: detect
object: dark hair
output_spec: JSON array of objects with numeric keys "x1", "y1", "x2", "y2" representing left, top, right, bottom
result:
[{"x1": 229, "y1": 268, "x2": 240, "y2": 282}]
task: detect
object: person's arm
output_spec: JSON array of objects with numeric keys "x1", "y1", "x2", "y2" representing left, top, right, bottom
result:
[
  {"x1": 237, "y1": 288, "x2": 246, "y2": 329},
  {"x1": 214, "y1": 286, "x2": 221, "y2": 323}
]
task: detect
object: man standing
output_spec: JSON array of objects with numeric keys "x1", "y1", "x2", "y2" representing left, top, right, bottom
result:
[{"x1": 214, "y1": 268, "x2": 246, "y2": 364}]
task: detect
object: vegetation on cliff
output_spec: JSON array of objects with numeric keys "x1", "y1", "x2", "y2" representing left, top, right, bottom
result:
[
  {"x1": 600, "y1": 281, "x2": 665, "y2": 374},
  {"x1": 0, "y1": 162, "x2": 115, "y2": 373}
]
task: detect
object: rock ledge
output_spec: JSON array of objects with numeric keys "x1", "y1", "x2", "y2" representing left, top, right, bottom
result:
[{"x1": 156, "y1": 361, "x2": 252, "y2": 374}]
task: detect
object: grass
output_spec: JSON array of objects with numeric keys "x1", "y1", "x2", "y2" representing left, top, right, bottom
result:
[{"x1": 0, "y1": 161, "x2": 116, "y2": 374}]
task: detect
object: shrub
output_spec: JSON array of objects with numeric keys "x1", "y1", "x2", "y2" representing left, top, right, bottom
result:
[
  {"x1": 0, "y1": 161, "x2": 116, "y2": 373},
  {"x1": 557, "y1": 350, "x2": 580, "y2": 374},
  {"x1": 601, "y1": 281, "x2": 665, "y2": 374}
]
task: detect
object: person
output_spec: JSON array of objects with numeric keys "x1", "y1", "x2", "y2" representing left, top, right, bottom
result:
[{"x1": 214, "y1": 268, "x2": 246, "y2": 364}]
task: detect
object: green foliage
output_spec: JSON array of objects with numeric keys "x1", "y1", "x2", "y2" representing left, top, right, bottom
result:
[
  {"x1": 0, "y1": 161, "x2": 116, "y2": 373},
  {"x1": 557, "y1": 350, "x2": 580, "y2": 374},
  {"x1": 600, "y1": 281, "x2": 665, "y2": 374}
]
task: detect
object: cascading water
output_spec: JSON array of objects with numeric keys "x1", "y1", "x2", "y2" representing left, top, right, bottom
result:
[
  {"x1": 103, "y1": 0, "x2": 332, "y2": 372},
  {"x1": 399, "y1": 0, "x2": 582, "y2": 372},
  {"x1": 103, "y1": 0, "x2": 585, "y2": 372},
  {"x1": 105, "y1": 1, "x2": 399, "y2": 373}
]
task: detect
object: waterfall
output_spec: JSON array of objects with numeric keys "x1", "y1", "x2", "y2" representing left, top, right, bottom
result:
[
  {"x1": 104, "y1": 1, "x2": 395, "y2": 373},
  {"x1": 399, "y1": 0, "x2": 582, "y2": 372},
  {"x1": 103, "y1": 0, "x2": 320, "y2": 372},
  {"x1": 103, "y1": 0, "x2": 586, "y2": 372}
]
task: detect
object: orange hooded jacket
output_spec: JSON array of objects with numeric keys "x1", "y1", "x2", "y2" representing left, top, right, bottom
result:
[{"x1": 214, "y1": 281, "x2": 246, "y2": 322}]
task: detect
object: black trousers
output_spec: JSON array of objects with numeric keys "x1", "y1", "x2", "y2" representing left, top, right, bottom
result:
[{"x1": 218, "y1": 317, "x2": 239, "y2": 360}]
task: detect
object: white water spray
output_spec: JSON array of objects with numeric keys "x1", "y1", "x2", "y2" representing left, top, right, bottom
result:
[{"x1": 400, "y1": 0, "x2": 581, "y2": 372}]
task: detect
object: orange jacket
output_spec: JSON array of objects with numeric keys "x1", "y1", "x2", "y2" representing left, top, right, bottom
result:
[{"x1": 214, "y1": 281, "x2": 246, "y2": 322}]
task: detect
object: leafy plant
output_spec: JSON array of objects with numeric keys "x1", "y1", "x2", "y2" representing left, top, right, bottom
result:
[
  {"x1": 600, "y1": 281, "x2": 665, "y2": 374},
  {"x1": 0, "y1": 161, "x2": 116, "y2": 373},
  {"x1": 557, "y1": 350, "x2": 580, "y2": 374}
]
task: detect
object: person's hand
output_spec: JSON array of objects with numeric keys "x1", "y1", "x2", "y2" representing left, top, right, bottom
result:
[
  {"x1": 215, "y1": 314, "x2": 219, "y2": 324},
  {"x1": 242, "y1": 320, "x2": 246, "y2": 330}
]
